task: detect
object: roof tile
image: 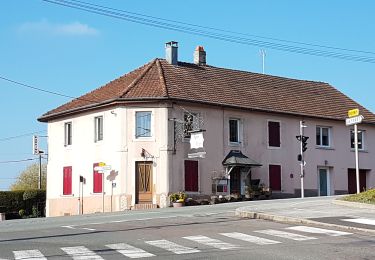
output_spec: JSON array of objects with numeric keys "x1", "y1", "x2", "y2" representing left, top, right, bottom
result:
[{"x1": 39, "y1": 58, "x2": 375, "y2": 124}]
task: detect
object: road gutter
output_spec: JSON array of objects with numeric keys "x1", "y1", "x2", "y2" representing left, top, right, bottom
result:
[{"x1": 235, "y1": 208, "x2": 375, "y2": 235}]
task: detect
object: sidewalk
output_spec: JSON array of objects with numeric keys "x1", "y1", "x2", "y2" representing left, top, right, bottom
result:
[{"x1": 235, "y1": 196, "x2": 375, "y2": 234}]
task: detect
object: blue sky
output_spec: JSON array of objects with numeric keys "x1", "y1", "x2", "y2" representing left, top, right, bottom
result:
[{"x1": 1, "y1": 1, "x2": 374, "y2": 190}]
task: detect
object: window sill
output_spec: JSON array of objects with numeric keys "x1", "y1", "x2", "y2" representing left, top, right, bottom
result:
[
  {"x1": 90, "y1": 192, "x2": 105, "y2": 196},
  {"x1": 315, "y1": 146, "x2": 335, "y2": 150},
  {"x1": 228, "y1": 142, "x2": 241, "y2": 146},
  {"x1": 350, "y1": 149, "x2": 368, "y2": 153},
  {"x1": 267, "y1": 146, "x2": 281, "y2": 150},
  {"x1": 61, "y1": 194, "x2": 74, "y2": 197},
  {"x1": 133, "y1": 137, "x2": 155, "y2": 142}
]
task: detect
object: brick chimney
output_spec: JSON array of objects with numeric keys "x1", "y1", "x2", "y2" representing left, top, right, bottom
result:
[
  {"x1": 194, "y1": 46, "x2": 206, "y2": 65},
  {"x1": 165, "y1": 41, "x2": 178, "y2": 65}
]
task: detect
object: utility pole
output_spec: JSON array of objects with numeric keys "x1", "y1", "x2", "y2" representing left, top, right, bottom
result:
[
  {"x1": 296, "y1": 121, "x2": 308, "y2": 198},
  {"x1": 260, "y1": 49, "x2": 266, "y2": 74},
  {"x1": 33, "y1": 135, "x2": 44, "y2": 190},
  {"x1": 38, "y1": 152, "x2": 43, "y2": 189}
]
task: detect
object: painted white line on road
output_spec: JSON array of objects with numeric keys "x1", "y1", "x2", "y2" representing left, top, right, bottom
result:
[
  {"x1": 61, "y1": 246, "x2": 103, "y2": 259},
  {"x1": 183, "y1": 235, "x2": 240, "y2": 250},
  {"x1": 255, "y1": 229, "x2": 317, "y2": 241},
  {"x1": 81, "y1": 228, "x2": 96, "y2": 231},
  {"x1": 14, "y1": 249, "x2": 47, "y2": 260},
  {"x1": 106, "y1": 243, "x2": 155, "y2": 258},
  {"x1": 61, "y1": 225, "x2": 76, "y2": 229},
  {"x1": 146, "y1": 239, "x2": 200, "y2": 254},
  {"x1": 342, "y1": 218, "x2": 375, "y2": 226},
  {"x1": 220, "y1": 232, "x2": 281, "y2": 245},
  {"x1": 60, "y1": 210, "x2": 232, "y2": 230},
  {"x1": 287, "y1": 226, "x2": 352, "y2": 236}
]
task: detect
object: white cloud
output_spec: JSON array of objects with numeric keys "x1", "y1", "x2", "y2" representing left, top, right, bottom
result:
[{"x1": 18, "y1": 20, "x2": 99, "y2": 36}]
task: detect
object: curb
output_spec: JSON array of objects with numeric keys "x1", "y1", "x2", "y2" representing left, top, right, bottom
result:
[
  {"x1": 332, "y1": 199, "x2": 375, "y2": 210},
  {"x1": 235, "y1": 207, "x2": 375, "y2": 235}
]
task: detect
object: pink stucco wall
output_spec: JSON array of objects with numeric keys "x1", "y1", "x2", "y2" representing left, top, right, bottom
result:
[{"x1": 45, "y1": 101, "x2": 374, "y2": 217}]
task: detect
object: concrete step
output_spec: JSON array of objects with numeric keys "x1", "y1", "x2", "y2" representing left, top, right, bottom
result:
[{"x1": 131, "y1": 203, "x2": 158, "y2": 210}]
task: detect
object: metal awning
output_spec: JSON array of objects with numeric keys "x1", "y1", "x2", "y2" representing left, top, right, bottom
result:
[{"x1": 222, "y1": 150, "x2": 262, "y2": 167}]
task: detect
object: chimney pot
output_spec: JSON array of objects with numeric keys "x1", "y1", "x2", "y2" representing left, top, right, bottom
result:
[
  {"x1": 194, "y1": 45, "x2": 206, "y2": 65},
  {"x1": 165, "y1": 41, "x2": 178, "y2": 65}
]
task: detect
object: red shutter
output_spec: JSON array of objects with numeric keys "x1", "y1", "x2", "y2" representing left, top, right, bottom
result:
[
  {"x1": 63, "y1": 166, "x2": 72, "y2": 195},
  {"x1": 268, "y1": 121, "x2": 280, "y2": 147},
  {"x1": 269, "y1": 165, "x2": 281, "y2": 191},
  {"x1": 185, "y1": 160, "x2": 198, "y2": 192},
  {"x1": 93, "y1": 163, "x2": 102, "y2": 193}
]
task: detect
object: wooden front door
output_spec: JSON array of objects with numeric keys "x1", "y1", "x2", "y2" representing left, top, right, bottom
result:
[
  {"x1": 348, "y1": 169, "x2": 367, "y2": 194},
  {"x1": 230, "y1": 167, "x2": 241, "y2": 194},
  {"x1": 136, "y1": 162, "x2": 153, "y2": 204}
]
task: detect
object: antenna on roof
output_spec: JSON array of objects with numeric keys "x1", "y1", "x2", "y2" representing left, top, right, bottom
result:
[{"x1": 260, "y1": 49, "x2": 266, "y2": 74}]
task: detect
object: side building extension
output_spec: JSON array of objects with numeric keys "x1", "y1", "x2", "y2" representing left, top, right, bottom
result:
[{"x1": 38, "y1": 42, "x2": 375, "y2": 217}]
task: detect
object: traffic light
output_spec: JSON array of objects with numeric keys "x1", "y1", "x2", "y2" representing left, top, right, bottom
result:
[
  {"x1": 297, "y1": 154, "x2": 302, "y2": 161},
  {"x1": 296, "y1": 135, "x2": 309, "y2": 152},
  {"x1": 302, "y1": 136, "x2": 309, "y2": 152}
]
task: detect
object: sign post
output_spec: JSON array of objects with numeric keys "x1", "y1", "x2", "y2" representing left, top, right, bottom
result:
[
  {"x1": 346, "y1": 109, "x2": 364, "y2": 194},
  {"x1": 94, "y1": 163, "x2": 112, "y2": 213}
]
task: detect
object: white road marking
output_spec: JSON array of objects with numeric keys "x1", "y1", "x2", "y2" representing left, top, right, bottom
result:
[
  {"x1": 183, "y1": 235, "x2": 240, "y2": 250},
  {"x1": 145, "y1": 239, "x2": 200, "y2": 254},
  {"x1": 81, "y1": 228, "x2": 96, "y2": 231},
  {"x1": 287, "y1": 226, "x2": 352, "y2": 236},
  {"x1": 61, "y1": 225, "x2": 75, "y2": 229},
  {"x1": 13, "y1": 250, "x2": 47, "y2": 260},
  {"x1": 106, "y1": 243, "x2": 155, "y2": 258},
  {"x1": 341, "y1": 218, "x2": 375, "y2": 226},
  {"x1": 61, "y1": 246, "x2": 103, "y2": 259},
  {"x1": 220, "y1": 232, "x2": 281, "y2": 245},
  {"x1": 255, "y1": 229, "x2": 317, "y2": 241}
]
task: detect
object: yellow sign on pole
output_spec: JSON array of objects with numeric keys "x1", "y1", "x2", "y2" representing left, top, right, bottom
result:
[{"x1": 348, "y1": 109, "x2": 359, "y2": 118}]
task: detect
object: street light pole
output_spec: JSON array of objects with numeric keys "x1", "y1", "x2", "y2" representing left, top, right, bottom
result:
[{"x1": 299, "y1": 121, "x2": 305, "y2": 198}]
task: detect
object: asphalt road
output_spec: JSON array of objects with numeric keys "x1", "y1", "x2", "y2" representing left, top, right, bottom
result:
[{"x1": 0, "y1": 203, "x2": 374, "y2": 259}]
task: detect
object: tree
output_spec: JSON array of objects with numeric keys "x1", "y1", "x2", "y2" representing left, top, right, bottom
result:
[{"x1": 10, "y1": 163, "x2": 47, "y2": 191}]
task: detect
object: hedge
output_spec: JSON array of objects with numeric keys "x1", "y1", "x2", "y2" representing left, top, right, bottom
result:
[{"x1": 0, "y1": 190, "x2": 46, "y2": 218}]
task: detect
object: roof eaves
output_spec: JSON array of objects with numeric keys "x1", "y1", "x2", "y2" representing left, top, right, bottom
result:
[
  {"x1": 37, "y1": 96, "x2": 171, "y2": 122},
  {"x1": 167, "y1": 97, "x2": 375, "y2": 125}
]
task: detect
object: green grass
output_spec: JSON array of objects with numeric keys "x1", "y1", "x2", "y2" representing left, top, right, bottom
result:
[{"x1": 342, "y1": 189, "x2": 375, "y2": 204}]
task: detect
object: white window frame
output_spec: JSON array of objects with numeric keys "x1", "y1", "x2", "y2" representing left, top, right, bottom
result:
[
  {"x1": 135, "y1": 110, "x2": 153, "y2": 140},
  {"x1": 350, "y1": 129, "x2": 365, "y2": 151},
  {"x1": 316, "y1": 126, "x2": 332, "y2": 148},
  {"x1": 229, "y1": 118, "x2": 241, "y2": 145},
  {"x1": 94, "y1": 116, "x2": 103, "y2": 142},
  {"x1": 64, "y1": 122, "x2": 72, "y2": 146}
]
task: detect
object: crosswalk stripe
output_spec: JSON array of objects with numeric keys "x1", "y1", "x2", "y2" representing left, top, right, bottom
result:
[
  {"x1": 183, "y1": 235, "x2": 240, "y2": 250},
  {"x1": 61, "y1": 246, "x2": 104, "y2": 259},
  {"x1": 220, "y1": 232, "x2": 281, "y2": 245},
  {"x1": 13, "y1": 250, "x2": 47, "y2": 260},
  {"x1": 341, "y1": 218, "x2": 375, "y2": 226},
  {"x1": 145, "y1": 239, "x2": 200, "y2": 254},
  {"x1": 254, "y1": 229, "x2": 317, "y2": 241},
  {"x1": 106, "y1": 243, "x2": 155, "y2": 258},
  {"x1": 287, "y1": 226, "x2": 352, "y2": 236}
]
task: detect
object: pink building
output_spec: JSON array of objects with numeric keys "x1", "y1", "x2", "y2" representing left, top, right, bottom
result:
[{"x1": 39, "y1": 42, "x2": 375, "y2": 217}]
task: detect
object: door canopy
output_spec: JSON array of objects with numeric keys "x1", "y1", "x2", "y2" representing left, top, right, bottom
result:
[{"x1": 222, "y1": 150, "x2": 262, "y2": 167}]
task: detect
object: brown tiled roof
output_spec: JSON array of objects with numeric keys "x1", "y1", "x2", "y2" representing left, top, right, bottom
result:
[{"x1": 38, "y1": 58, "x2": 375, "y2": 124}]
